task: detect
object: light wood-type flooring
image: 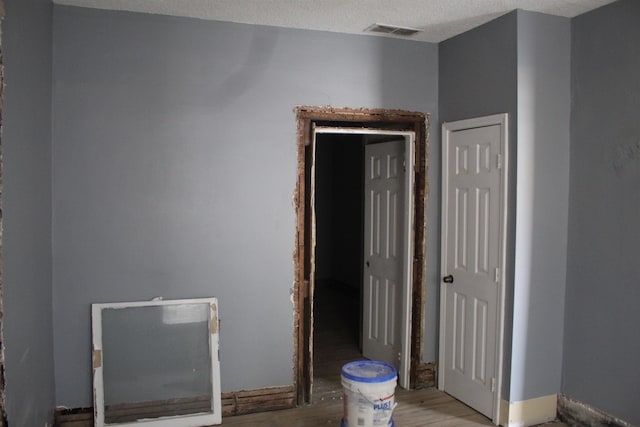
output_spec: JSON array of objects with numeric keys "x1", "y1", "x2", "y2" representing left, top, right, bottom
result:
[{"x1": 222, "y1": 280, "x2": 567, "y2": 426}]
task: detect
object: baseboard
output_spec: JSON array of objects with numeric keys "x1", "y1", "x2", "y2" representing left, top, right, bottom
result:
[
  {"x1": 498, "y1": 394, "x2": 557, "y2": 427},
  {"x1": 413, "y1": 361, "x2": 436, "y2": 389},
  {"x1": 55, "y1": 385, "x2": 296, "y2": 426},
  {"x1": 221, "y1": 385, "x2": 296, "y2": 416},
  {"x1": 557, "y1": 394, "x2": 633, "y2": 427},
  {"x1": 54, "y1": 407, "x2": 93, "y2": 427}
]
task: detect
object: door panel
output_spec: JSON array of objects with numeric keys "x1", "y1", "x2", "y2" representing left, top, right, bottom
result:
[
  {"x1": 441, "y1": 123, "x2": 503, "y2": 418},
  {"x1": 363, "y1": 140, "x2": 404, "y2": 369}
]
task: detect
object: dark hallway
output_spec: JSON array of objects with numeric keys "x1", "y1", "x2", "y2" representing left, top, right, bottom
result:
[{"x1": 312, "y1": 134, "x2": 364, "y2": 402}]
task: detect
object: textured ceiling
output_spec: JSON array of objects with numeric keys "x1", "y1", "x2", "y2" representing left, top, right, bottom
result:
[{"x1": 52, "y1": 0, "x2": 616, "y2": 42}]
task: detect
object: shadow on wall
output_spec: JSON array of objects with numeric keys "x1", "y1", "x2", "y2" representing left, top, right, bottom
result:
[
  {"x1": 204, "y1": 29, "x2": 279, "y2": 111},
  {"x1": 377, "y1": 36, "x2": 441, "y2": 365}
]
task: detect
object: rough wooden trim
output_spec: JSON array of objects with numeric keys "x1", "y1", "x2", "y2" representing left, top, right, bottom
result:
[
  {"x1": 294, "y1": 106, "x2": 430, "y2": 403},
  {"x1": 55, "y1": 386, "x2": 296, "y2": 427},
  {"x1": 293, "y1": 110, "x2": 311, "y2": 404},
  {"x1": 54, "y1": 407, "x2": 93, "y2": 427},
  {"x1": 557, "y1": 394, "x2": 633, "y2": 427},
  {"x1": 413, "y1": 361, "x2": 436, "y2": 389},
  {"x1": 222, "y1": 385, "x2": 296, "y2": 416},
  {"x1": 410, "y1": 114, "x2": 429, "y2": 389},
  {"x1": 104, "y1": 396, "x2": 211, "y2": 424},
  {"x1": 296, "y1": 106, "x2": 427, "y2": 123}
]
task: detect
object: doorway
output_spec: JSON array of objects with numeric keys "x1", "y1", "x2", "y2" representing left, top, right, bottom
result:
[
  {"x1": 293, "y1": 107, "x2": 429, "y2": 404},
  {"x1": 312, "y1": 132, "x2": 363, "y2": 401}
]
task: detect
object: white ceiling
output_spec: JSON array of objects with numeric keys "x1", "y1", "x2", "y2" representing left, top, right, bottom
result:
[{"x1": 52, "y1": 0, "x2": 616, "y2": 43}]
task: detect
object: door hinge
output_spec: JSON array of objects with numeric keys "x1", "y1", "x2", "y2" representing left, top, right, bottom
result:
[
  {"x1": 496, "y1": 153, "x2": 502, "y2": 170},
  {"x1": 494, "y1": 267, "x2": 501, "y2": 283},
  {"x1": 303, "y1": 280, "x2": 310, "y2": 298},
  {"x1": 491, "y1": 377, "x2": 496, "y2": 392}
]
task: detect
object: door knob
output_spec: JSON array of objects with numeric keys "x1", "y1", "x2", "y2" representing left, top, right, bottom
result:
[{"x1": 443, "y1": 275, "x2": 454, "y2": 283}]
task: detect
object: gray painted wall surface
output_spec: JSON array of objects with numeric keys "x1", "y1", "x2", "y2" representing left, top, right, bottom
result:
[
  {"x1": 52, "y1": 6, "x2": 439, "y2": 407},
  {"x1": 3, "y1": 0, "x2": 56, "y2": 425},
  {"x1": 511, "y1": 10, "x2": 570, "y2": 402},
  {"x1": 564, "y1": 0, "x2": 640, "y2": 424},
  {"x1": 439, "y1": 11, "x2": 518, "y2": 400},
  {"x1": 439, "y1": 10, "x2": 571, "y2": 403},
  {"x1": 439, "y1": 12, "x2": 518, "y2": 124}
]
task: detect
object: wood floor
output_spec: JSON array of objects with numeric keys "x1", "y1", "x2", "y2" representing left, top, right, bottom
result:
[
  {"x1": 223, "y1": 280, "x2": 490, "y2": 426},
  {"x1": 222, "y1": 281, "x2": 566, "y2": 426},
  {"x1": 221, "y1": 386, "x2": 495, "y2": 426}
]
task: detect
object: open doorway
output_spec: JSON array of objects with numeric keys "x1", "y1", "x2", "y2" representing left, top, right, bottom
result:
[
  {"x1": 312, "y1": 129, "x2": 416, "y2": 401},
  {"x1": 312, "y1": 133, "x2": 363, "y2": 400},
  {"x1": 293, "y1": 107, "x2": 429, "y2": 404}
]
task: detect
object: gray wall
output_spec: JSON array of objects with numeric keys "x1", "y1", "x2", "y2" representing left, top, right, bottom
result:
[
  {"x1": 3, "y1": 0, "x2": 56, "y2": 425},
  {"x1": 564, "y1": 0, "x2": 640, "y2": 424},
  {"x1": 439, "y1": 10, "x2": 571, "y2": 403},
  {"x1": 52, "y1": 6, "x2": 439, "y2": 407},
  {"x1": 439, "y1": 12, "x2": 518, "y2": 123},
  {"x1": 511, "y1": 11, "x2": 570, "y2": 402},
  {"x1": 439, "y1": 10, "x2": 518, "y2": 400}
]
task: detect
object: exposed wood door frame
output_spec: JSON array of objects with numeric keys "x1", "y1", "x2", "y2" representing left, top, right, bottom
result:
[{"x1": 293, "y1": 106, "x2": 429, "y2": 404}]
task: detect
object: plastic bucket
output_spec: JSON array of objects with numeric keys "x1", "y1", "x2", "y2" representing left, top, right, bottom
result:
[{"x1": 341, "y1": 360, "x2": 397, "y2": 427}]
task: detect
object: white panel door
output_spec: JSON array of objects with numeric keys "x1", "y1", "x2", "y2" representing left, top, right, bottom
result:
[
  {"x1": 363, "y1": 140, "x2": 405, "y2": 371},
  {"x1": 440, "y1": 121, "x2": 505, "y2": 420}
]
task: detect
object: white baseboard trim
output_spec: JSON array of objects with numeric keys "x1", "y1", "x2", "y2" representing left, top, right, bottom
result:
[{"x1": 499, "y1": 394, "x2": 557, "y2": 427}]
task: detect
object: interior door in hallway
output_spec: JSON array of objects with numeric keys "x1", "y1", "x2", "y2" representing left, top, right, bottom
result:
[{"x1": 362, "y1": 139, "x2": 406, "y2": 375}]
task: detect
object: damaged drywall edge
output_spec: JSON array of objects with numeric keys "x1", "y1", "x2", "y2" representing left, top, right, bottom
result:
[
  {"x1": 92, "y1": 349, "x2": 102, "y2": 369},
  {"x1": 210, "y1": 302, "x2": 218, "y2": 334},
  {"x1": 557, "y1": 394, "x2": 634, "y2": 427},
  {"x1": 291, "y1": 106, "x2": 309, "y2": 404},
  {"x1": 416, "y1": 113, "x2": 429, "y2": 368},
  {"x1": 612, "y1": 139, "x2": 640, "y2": 175},
  {"x1": 0, "y1": 14, "x2": 8, "y2": 427}
]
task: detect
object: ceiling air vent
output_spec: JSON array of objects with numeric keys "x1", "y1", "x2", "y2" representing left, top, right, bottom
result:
[{"x1": 364, "y1": 23, "x2": 422, "y2": 37}]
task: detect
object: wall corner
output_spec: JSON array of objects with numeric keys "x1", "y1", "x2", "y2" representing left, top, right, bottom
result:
[{"x1": 500, "y1": 394, "x2": 557, "y2": 427}]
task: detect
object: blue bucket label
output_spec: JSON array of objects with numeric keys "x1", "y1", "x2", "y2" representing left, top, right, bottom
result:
[{"x1": 374, "y1": 400, "x2": 393, "y2": 411}]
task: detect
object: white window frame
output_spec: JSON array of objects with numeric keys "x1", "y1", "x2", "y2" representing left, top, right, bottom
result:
[{"x1": 92, "y1": 298, "x2": 221, "y2": 427}]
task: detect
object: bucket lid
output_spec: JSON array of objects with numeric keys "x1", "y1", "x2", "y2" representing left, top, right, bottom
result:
[{"x1": 341, "y1": 360, "x2": 397, "y2": 383}]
